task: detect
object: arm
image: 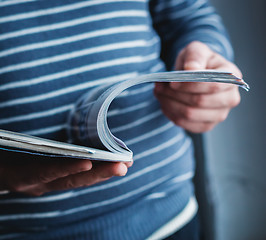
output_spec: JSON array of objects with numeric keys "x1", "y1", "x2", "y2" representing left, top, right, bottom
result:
[
  {"x1": 149, "y1": 0, "x2": 234, "y2": 68},
  {"x1": 150, "y1": 0, "x2": 242, "y2": 133}
]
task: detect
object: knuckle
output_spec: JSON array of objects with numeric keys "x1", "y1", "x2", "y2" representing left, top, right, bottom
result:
[
  {"x1": 188, "y1": 41, "x2": 205, "y2": 49},
  {"x1": 209, "y1": 84, "x2": 221, "y2": 93},
  {"x1": 198, "y1": 123, "x2": 215, "y2": 133},
  {"x1": 203, "y1": 124, "x2": 215, "y2": 132},
  {"x1": 29, "y1": 191, "x2": 44, "y2": 197},
  {"x1": 18, "y1": 173, "x2": 46, "y2": 186},
  {"x1": 101, "y1": 163, "x2": 127, "y2": 178},
  {"x1": 182, "y1": 107, "x2": 195, "y2": 120},
  {"x1": 174, "y1": 118, "x2": 182, "y2": 126},
  {"x1": 38, "y1": 174, "x2": 52, "y2": 184},
  {"x1": 187, "y1": 41, "x2": 211, "y2": 55},
  {"x1": 218, "y1": 111, "x2": 229, "y2": 122},
  {"x1": 38, "y1": 169, "x2": 65, "y2": 184},
  {"x1": 105, "y1": 165, "x2": 120, "y2": 177},
  {"x1": 192, "y1": 94, "x2": 205, "y2": 107},
  {"x1": 64, "y1": 179, "x2": 77, "y2": 189},
  {"x1": 8, "y1": 184, "x2": 22, "y2": 192}
]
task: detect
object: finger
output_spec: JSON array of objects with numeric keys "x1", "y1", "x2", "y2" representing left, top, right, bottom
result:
[
  {"x1": 170, "y1": 81, "x2": 235, "y2": 94},
  {"x1": 160, "y1": 105, "x2": 219, "y2": 133},
  {"x1": 160, "y1": 104, "x2": 225, "y2": 133},
  {"x1": 2, "y1": 159, "x2": 92, "y2": 194},
  {"x1": 44, "y1": 162, "x2": 128, "y2": 192},
  {"x1": 7, "y1": 161, "x2": 127, "y2": 196},
  {"x1": 207, "y1": 53, "x2": 243, "y2": 78},
  {"x1": 172, "y1": 41, "x2": 243, "y2": 91},
  {"x1": 26, "y1": 159, "x2": 93, "y2": 185},
  {"x1": 175, "y1": 41, "x2": 212, "y2": 71},
  {"x1": 156, "y1": 79, "x2": 235, "y2": 95},
  {"x1": 172, "y1": 43, "x2": 202, "y2": 89},
  {"x1": 172, "y1": 119, "x2": 217, "y2": 133},
  {"x1": 157, "y1": 94, "x2": 231, "y2": 123},
  {"x1": 155, "y1": 85, "x2": 241, "y2": 109},
  {"x1": 124, "y1": 161, "x2": 133, "y2": 168},
  {"x1": 90, "y1": 162, "x2": 129, "y2": 177},
  {"x1": 183, "y1": 42, "x2": 212, "y2": 71}
]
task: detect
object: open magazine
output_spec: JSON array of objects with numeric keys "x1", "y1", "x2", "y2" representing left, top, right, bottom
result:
[{"x1": 0, "y1": 71, "x2": 249, "y2": 162}]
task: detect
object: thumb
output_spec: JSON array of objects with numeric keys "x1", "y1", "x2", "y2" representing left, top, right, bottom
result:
[
  {"x1": 183, "y1": 60, "x2": 203, "y2": 70},
  {"x1": 181, "y1": 41, "x2": 212, "y2": 70},
  {"x1": 171, "y1": 42, "x2": 213, "y2": 90}
]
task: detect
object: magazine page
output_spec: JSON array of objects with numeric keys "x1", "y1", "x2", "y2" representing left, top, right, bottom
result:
[
  {"x1": 0, "y1": 129, "x2": 131, "y2": 162},
  {"x1": 0, "y1": 71, "x2": 248, "y2": 162},
  {"x1": 68, "y1": 70, "x2": 249, "y2": 159}
]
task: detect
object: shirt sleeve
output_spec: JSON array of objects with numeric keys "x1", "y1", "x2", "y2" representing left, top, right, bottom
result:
[{"x1": 149, "y1": 0, "x2": 234, "y2": 69}]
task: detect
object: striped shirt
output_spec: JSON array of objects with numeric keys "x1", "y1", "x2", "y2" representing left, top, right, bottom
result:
[{"x1": 0, "y1": 0, "x2": 232, "y2": 239}]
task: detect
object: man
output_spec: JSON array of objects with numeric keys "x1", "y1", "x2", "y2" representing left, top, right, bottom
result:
[{"x1": 0, "y1": 0, "x2": 241, "y2": 239}]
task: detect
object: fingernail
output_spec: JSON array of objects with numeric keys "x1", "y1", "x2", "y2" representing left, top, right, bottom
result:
[
  {"x1": 117, "y1": 163, "x2": 128, "y2": 176},
  {"x1": 126, "y1": 161, "x2": 133, "y2": 168}
]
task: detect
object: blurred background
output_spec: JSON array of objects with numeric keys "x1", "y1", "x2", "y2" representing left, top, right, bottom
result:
[{"x1": 202, "y1": 0, "x2": 266, "y2": 239}]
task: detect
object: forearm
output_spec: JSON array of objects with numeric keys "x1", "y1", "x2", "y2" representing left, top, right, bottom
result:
[{"x1": 149, "y1": 0, "x2": 234, "y2": 69}]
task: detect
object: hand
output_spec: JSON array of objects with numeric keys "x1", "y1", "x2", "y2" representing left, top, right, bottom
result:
[
  {"x1": 0, "y1": 157, "x2": 132, "y2": 196},
  {"x1": 154, "y1": 41, "x2": 242, "y2": 133}
]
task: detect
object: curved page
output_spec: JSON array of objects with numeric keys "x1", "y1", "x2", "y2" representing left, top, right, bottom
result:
[{"x1": 68, "y1": 70, "x2": 249, "y2": 160}]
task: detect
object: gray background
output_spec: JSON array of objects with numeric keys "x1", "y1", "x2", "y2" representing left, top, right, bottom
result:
[{"x1": 204, "y1": 0, "x2": 266, "y2": 239}]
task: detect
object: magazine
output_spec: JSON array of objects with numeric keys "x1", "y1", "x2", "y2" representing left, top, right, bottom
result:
[{"x1": 0, "y1": 71, "x2": 249, "y2": 162}]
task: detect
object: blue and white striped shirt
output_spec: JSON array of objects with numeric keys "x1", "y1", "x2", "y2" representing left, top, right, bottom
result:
[{"x1": 0, "y1": 0, "x2": 232, "y2": 239}]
